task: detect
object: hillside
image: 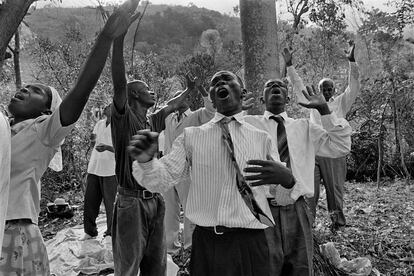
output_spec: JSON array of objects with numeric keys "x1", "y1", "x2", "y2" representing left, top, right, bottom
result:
[{"x1": 25, "y1": 4, "x2": 241, "y2": 55}]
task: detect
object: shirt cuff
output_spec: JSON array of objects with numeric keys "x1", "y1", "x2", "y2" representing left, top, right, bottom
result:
[{"x1": 320, "y1": 112, "x2": 338, "y2": 130}]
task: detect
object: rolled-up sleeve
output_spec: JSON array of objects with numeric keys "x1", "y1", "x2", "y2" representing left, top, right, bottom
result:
[{"x1": 311, "y1": 113, "x2": 352, "y2": 158}]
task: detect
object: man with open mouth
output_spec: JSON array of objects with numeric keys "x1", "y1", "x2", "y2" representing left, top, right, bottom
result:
[
  {"x1": 244, "y1": 77, "x2": 352, "y2": 275},
  {"x1": 284, "y1": 42, "x2": 360, "y2": 232},
  {"x1": 128, "y1": 70, "x2": 295, "y2": 276}
]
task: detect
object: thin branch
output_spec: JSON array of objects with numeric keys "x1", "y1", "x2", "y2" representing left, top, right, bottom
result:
[
  {"x1": 7, "y1": 44, "x2": 16, "y2": 54},
  {"x1": 130, "y1": 1, "x2": 149, "y2": 72}
]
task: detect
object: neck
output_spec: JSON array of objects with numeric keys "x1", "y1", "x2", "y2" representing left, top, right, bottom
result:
[
  {"x1": 11, "y1": 115, "x2": 33, "y2": 125},
  {"x1": 130, "y1": 100, "x2": 148, "y2": 121},
  {"x1": 220, "y1": 108, "x2": 241, "y2": 117},
  {"x1": 267, "y1": 105, "x2": 285, "y2": 115}
]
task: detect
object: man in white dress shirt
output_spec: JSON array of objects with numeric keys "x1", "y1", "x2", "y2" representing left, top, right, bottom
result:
[
  {"x1": 128, "y1": 70, "x2": 295, "y2": 276},
  {"x1": 284, "y1": 42, "x2": 360, "y2": 231},
  {"x1": 244, "y1": 79, "x2": 352, "y2": 275},
  {"x1": 161, "y1": 85, "x2": 215, "y2": 254}
]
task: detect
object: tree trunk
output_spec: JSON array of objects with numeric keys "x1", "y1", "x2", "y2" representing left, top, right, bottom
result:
[
  {"x1": 239, "y1": 0, "x2": 280, "y2": 115},
  {"x1": 13, "y1": 27, "x2": 22, "y2": 89},
  {"x1": 391, "y1": 99, "x2": 401, "y2": 159},
  {"x1": 391, "y1": 83, "x2": 411, "y2": 184},
  {"x1": 0, "y1": 0, "x2": 35, "y2": 77}
]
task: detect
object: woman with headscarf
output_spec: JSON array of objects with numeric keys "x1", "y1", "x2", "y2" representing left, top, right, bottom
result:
[{"x1": 0, "y1": 1, "x2": 140, "y2": 274}]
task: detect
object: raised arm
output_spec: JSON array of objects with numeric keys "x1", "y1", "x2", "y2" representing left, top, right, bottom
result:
[
  {"x1": 59, "y1": 0, "x2": 140, "y2": 126},
  {"x1": 299, "y1": 85, "x2": 352, "y2": 157},
  {"x1": 282, "y1": 48, "x2": 309, "y2": 105},
  {"x1": 112, "y1": 34, "x2": 128, "y2": 112},
  {"x1": 162, "y1": 74, "x2": 198, "y2": 116},
  {"x1": 333, "y1": 42, "x2": 360, "y2": 117}
]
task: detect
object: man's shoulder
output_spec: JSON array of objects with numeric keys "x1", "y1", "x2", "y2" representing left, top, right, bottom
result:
[
  {"x1": 244, "y1": 114, "x2": 263, "y2": 125},
  {"x1": 242, "y1": 120, "x2": 271, "y2": 137}
]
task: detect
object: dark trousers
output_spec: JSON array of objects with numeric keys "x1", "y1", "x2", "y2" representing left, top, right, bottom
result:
[
  {"x1": 83, "y1": 174, "x2": 118, "y2": 237},
  {"x1": 112, "y1": 189, "x2": 166, "y2": 276},
  {"x1": 190, "y1": 226, "x2": 270, "y2": 276},
  {"x1": 266, "y1": 197, "x2": 313, "y2": 276},
  {"x1": 311, "y1": 156, "x2": 347, "y2": 226}
]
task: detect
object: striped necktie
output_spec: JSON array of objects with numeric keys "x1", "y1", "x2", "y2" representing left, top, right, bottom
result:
[
  {"x1": 218, "y1": 117, "x2": 274, "y2": 227},
  {"x1": 271, "y1": 115, "x2": 290, "y2": 167}
]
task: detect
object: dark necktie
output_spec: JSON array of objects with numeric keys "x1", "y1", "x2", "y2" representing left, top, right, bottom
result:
[
  {"x1": 271, "y1": 115, "x2": 290, "y2": 168},
  {"x1": 218, "y1": 117, "x2": 274, "y2": 227}
]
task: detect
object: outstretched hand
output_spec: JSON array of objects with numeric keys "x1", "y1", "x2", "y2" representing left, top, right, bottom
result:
[
  {"x1": 298, "y1": 85, "x2": 330, "y2": 115},
  {"x1": 185, "y1": 73, "x2": 198, "y2": 92},
  {"x1": 102, "y1": 0, "x2": 141, "y2": 39},
  {"x1": 345, "y1": 40, "x2": 355, "y2": 62},
  {"x1": 128, "y1": 130, "x2": 159, "y2": 163},
  {"x1": 244, "y1": 157, "x2": 295, "y2": 189},
  {"x1": 282, "y1": 48, "x2": 293, "y2": 67}
]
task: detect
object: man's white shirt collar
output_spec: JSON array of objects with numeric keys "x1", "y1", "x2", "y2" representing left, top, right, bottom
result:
[
  {"x1": 263, "y1": 110, "x2": 288, "y2": 121},
  {"x1": 211, "y1": 111, "x2": 245, "y2": 124}
]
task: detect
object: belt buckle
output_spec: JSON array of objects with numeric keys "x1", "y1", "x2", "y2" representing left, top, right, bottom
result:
[
  {"x1": 214, "y1": 225, "x2": 224, "y2": 235},
  {"x1": 142, "y1": 190, "x2": 154, "y2": 200}
]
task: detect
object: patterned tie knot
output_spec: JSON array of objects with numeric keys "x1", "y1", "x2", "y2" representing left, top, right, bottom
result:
[
  {"x1": 220, "y1": 117, "x2": 234, "y2": 125},
  {"x1": 271, "y1": 115, "x2": 284, "y2": 124}
]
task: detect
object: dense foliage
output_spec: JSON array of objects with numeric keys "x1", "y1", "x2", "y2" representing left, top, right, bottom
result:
[{"x1": 0, "y1": 2, "x2": 413, "y2": 194}]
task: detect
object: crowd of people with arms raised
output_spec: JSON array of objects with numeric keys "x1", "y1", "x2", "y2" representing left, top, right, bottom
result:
[{"x1": 0, "y1": 0, "x2": 360, "y2": 275}]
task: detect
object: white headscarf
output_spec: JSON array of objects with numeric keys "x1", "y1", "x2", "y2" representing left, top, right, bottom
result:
[{"x1": 48, "y1": 86, "x2": 64, "y2": 172}]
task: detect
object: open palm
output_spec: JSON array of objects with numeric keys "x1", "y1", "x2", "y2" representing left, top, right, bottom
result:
[{"x1": 298, "y1": 85, "x2": 327, "y2": 109}]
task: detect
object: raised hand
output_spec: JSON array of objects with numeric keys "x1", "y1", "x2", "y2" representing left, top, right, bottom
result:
[
  {"x1": 345, "y1": 40, "x2": 355, "y2": 62},
  {"x1": 298, "y1": 85, "x2": 330, "y2": 115},
  {"x1": 243, "y1": 158, "x2": 295, "y2": 189},
  {"x1": 242, "y1": 91, "x2": 255, "y2": 110},
  {"x1": 128, "y1": 130, "x2": 159, "y2": 163},
  {"x1": 102, "y1": 0, "x2": 141, "y2": 39},
  {"x1": 282, "y1": 48, "x2": 293, "y2": 67},
  {"x1": 185, "y1": 73, "x2": 198, "y2": 91}
]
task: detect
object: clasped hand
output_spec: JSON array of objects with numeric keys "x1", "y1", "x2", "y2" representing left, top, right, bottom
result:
[{"x1": 128, "y1": 130, "x2": 159, "y2": 163}]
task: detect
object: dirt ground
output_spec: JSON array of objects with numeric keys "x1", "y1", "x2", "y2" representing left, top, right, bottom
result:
[{"x1": 39, "y1": 180, "x2": 413, "y2": 276}]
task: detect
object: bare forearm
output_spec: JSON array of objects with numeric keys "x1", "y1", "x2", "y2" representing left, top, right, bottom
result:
[
  {"x1": 198, "y1": 85, "x2": 208, "y2": 97},
  {"x1": 162, "y1": 88, "x2": 192, "y2": 116},
  {"x1": 59, "y1": 34, "x2": 113, "y2": 126},
  {"x1": 112, "y1": 35, "x2": 127, "y2": 111}
]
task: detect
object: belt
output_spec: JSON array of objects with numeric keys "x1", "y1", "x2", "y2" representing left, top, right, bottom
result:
[
  {"x1": 197, "y1": 225, "x2": 262, "y2": 235},
  {"x1": 6, "y1": 219, "x2": 32, "y2": 224},
  {"x1": 117, "y1": 186, "x2": 156, "y2": 200}
]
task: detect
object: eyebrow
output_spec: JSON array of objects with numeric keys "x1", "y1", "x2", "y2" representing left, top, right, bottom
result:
[
  {"x1": 211, "y1": 73, "x2": 235, "y2": 84},
  {"x1": 27, "y1": 85, "x2": 43, "y2": 94},
  {"x1": 265, "y1": 81, "x2": 286, "y2": 88}
]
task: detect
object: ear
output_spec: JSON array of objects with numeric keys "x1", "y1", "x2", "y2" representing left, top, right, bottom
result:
[
  {"x1": 286, "y1": 96, "x2": 290, "y2": 103},
  {"x1": 260, "y1": 96, "x2": 265, "y2": 104}
]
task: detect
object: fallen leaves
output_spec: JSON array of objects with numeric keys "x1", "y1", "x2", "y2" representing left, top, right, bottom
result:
[{"x1": 315, "y1": 180, "x2": 414, "y2": 276}]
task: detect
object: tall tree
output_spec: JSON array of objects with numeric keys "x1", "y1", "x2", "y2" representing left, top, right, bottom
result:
[
  {"x1": 0, "y1": 0, "x2": 36, "y2": 75},
  {"x1": 239, "y1": 0, "x2": 280, "y2": 114}
]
